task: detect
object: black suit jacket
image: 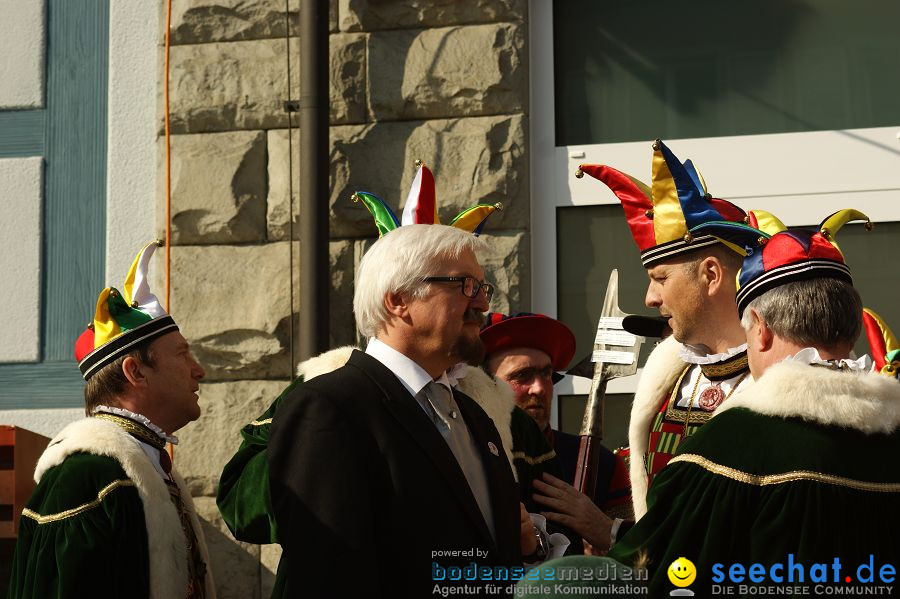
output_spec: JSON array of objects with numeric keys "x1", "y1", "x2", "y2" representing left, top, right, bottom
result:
[{"x1": 269, "y1": 350, "x2": 522, "y2": 598}]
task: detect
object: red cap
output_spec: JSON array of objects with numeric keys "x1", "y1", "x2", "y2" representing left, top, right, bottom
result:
[{"x1": 480, "y1": 312, "x2": 576, "y2": 370}]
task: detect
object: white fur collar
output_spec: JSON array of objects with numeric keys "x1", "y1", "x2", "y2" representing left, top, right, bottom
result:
[
  {"x1": 717, "y1": 360, "x2": 900, "y2": 434},
  {"x1": 296, "y1": 347, "x2": 518, "y2": 477},
  {"x1": 628, "y1": 336, "x2": 689, "y2": 519},
  {"x1": 296, "y1": 345, "x2": 357, "y2": 381},
  {"x1": 35, "y1": 418, "x2": 215, "y2": 599},
  {"x1": 458, "y1": 366, "x2": 516, "y2": 477}
]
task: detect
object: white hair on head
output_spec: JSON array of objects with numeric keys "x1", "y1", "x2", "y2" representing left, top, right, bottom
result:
[
  {"x1": 353, "y1": 224, "x2": 485, "y2": 339},
  {"x1": 740, "y1": 278, "x2": 862, "y2": 349}
]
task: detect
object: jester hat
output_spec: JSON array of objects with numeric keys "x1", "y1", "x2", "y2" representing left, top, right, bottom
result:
[
  {"x1": 576, "y1": 139, "x2": 747, "y2": 267},
  {"x1": 681, "y1": 209, "x2": 787, "y2": 258},
  {"x1": 691, "y1": 209, "x2": 872, "y2": 317},
  {"x1": 351, "y1": 160, "x2": 503, "y2": 237},
  {"x1": 74, "y1": 241, "x2": 178, "y2": 380},
  {"x1": 745, "y1": 209, "x2": 788, "y2": 237},
  {"x1": 862, "y1": 308, "x2": 900, "y2": 378}
]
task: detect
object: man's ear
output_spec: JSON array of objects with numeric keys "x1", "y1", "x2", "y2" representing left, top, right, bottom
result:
[
  {"x1": 758, "y1": 319, "x2": 774, "y2": 352},
  {"x1": 700, "y1": 257, "x2": 725, "y2": 295},
  {"x1": 749, "y1": 309, "x2": 774, "y2": 352},
  {"x1": 121, "y1": 356, "x2": 148, "y2": 387},
  {"x1": 384, "y1": 290, "x2": 409, "y2": 318}
]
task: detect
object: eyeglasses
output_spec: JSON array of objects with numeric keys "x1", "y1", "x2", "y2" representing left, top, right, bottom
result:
[
  {"x1": 423, "y1": 276, "x2": 494, "y2": 302},
  {"x1": 506, "y1": 365, "x2": 555, "y2": 385}
]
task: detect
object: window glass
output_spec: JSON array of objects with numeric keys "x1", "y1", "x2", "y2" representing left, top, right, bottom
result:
[
  {"x1": 554, "y1": 0, "x2": 900, "y2": 145},
  {"x1": 556, "y1": 204, "x2": 660, "y2": 449},
  {"x1": 835, "y1": 222, "x2": 900, "y2": 360},
  {"x1": 557, "y1": 204, "x2": 655, "y2": 370},
  {"x1": 559, "y1": 393, "x2": 631, "y2": 450}
]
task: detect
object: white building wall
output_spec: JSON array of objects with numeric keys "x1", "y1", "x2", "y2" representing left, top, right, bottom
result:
[
  {"x1": 0, "y1": 158, "x2": 43, "y2": 363},
  {"x1": 106, "y1": 1, "x2": 160, "y2": 281},
  {"x1": 0, "y1": 408, "x2": 83, "y2": 438},
  {"x1": 0, "y1": 0, "x2": 45, "y2": 109}
]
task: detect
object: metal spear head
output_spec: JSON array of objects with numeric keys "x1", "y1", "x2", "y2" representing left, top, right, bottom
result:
[
  {"x1": 567, "y1": 269, "x2": 645, "y2": 380},
  {"x1": 576, "y1": 269, "x2": 646, "y2": 438}
]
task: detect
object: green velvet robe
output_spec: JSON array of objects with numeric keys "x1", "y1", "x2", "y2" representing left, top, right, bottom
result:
[
  {"x1": 609, "y1": 360, "x2": 900, "y2": 597},
  {"x1": 217, "y1": 378, "x2": 301, "y2": 546},
  {"x1": 509, "y1": 405, "x2": 568, "y2": 514},
  {"x1": 9, "y1": 416, "x2": 213, "y2": 599},
  {"x1": 8, "y1": 453, "x2": 150, "y2": 599}
]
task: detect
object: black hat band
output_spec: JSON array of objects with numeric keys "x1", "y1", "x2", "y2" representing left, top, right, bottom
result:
[
  {"x1": 640, "y1": 235, "x2": 720, "y2": 268},
  {"x1": 736, "y1": 260, "x2": 852, "y2": 317},
  {"x1": 78, "y1": 316, "x2": 179, "y2": 380}
]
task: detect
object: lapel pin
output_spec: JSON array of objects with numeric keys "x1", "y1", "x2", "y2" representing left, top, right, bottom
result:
[{"x1": 488, "y1": 441, "x2": 499, "y2": 456}]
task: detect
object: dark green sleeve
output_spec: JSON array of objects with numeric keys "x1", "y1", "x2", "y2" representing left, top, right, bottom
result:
[
  {"x1": 8, "y1": 453, "x2": 149, "y2": 599},
  {"x1": 509, "y1": 407, "x2": 584, "y2": 555},
  {"x1": 510, "y1": 407, "x2": 564, "y2": 512},
  {"x1": 609, "y1": 455, "x2": 758, "y2": 595},
  {"x1": 217, "y1": 377, "x2": 303, "y2": 544}
]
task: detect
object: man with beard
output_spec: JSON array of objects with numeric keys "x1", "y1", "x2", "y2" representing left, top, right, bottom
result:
[
  {"x1": 573, "y1": 140, "x2": 764, "y2": 542},
  {"x1": 268, "y1": 224, "x2": 523, "y2": 598}
]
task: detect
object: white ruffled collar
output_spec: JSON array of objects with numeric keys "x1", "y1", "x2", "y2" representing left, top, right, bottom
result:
[
  {"x1": 92, "y1": 405, "x2": 179, "y2": 444},
  {"x1": 787, "y1": 348, "x2": 873, "y2": 373},
  {"x1": 679, "y1": 343, "x2": 748, "y2": 365}
]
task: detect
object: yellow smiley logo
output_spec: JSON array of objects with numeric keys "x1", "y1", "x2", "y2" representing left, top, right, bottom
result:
[{"x1": 667, "y1": 557, "x2": 696, "y2": 587}]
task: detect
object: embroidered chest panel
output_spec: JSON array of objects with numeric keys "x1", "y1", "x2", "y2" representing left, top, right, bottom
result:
[{"x1": 645, "y1": 366, "x2": 707, "y2": 483}]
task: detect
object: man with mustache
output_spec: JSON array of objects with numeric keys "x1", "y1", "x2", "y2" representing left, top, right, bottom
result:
[
  {"x1": 267, "y1": 224, "x2": 524, "y2": 598},
  {"x1": 480, "y1": 313, "x2": 631, "y2": 553}
]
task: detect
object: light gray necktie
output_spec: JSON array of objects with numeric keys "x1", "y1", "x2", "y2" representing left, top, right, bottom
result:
[{"x1": 422, "y1": 381, "x2": 496, "y2": 542}]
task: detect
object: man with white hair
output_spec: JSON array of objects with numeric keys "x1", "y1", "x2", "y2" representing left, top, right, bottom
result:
[
  {"x1": 609, "y1": 213, "x2": 900, "y2": 596},
  {"x1": 268, "y1": 224, "x2": 523, "y2": 598}
]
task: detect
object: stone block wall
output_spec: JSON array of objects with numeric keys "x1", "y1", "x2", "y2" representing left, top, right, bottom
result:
[{"x1": 161, "y1": 1, "x2": 529, "y2": 596}]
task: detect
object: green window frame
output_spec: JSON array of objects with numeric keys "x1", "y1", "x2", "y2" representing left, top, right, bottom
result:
[{"x1": 0, "y1": 0, "x2": 109, "y2": 409}]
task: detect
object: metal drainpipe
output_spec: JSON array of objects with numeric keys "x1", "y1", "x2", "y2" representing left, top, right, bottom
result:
[{"x1": 298, "y1": 0, "x2": 330, "y2": 362}]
